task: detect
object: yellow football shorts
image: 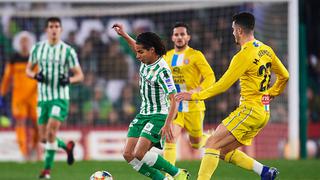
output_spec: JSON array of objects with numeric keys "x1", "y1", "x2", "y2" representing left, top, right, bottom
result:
[
  {"x1": 222, "y1": 104, "x2": 270, "y2": 146},
  {"x1": 173, "y1": 111, "x2": 205, "y2": 138}
]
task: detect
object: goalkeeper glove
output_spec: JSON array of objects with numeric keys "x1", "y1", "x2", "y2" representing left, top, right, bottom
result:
[
  {"x1": 34, "y1": 71, "x2": 45, "y2": 83},
  {"x1": 59, "y1": 74, "x2": 70, "y2": 86}
]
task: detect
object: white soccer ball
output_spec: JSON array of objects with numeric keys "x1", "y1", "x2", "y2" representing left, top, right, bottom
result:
[{"x1": 90, "y1": 170, "x2": 113, "y2": 180}]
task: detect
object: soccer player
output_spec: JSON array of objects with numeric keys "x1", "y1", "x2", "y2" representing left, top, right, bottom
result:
[
  {"x1": 26, "y1": 17, "x2": 84, "y2": 179},
  {"x1": 112, "y1": 23, "x2": 190, "y2": 180},
  {"x1": 0, "y1": 31, "x2": 39, "y2": 161},
  {"x1": 163, "y1": 22, "x2": 215, "y2": 168},
  {"x1": 175, "y1": 12, "x2": 289, "y2": 180}
]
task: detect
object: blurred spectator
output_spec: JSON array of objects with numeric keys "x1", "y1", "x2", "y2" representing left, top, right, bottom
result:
[
  {"x1": 76, "y1": 18, "x2": 104, "y2": 46},
  {"x1": 68, "y1": 71, "x2": 95, "y2": 126},
  {"x1": 101, "y1": 41, "x2": 129, "y2": 103},
  {"x1": 114, "y1": 84, "x2": 140, "y2": 124},
  {"x1": 65, "y1": 31, "x2": 80, "y2": 53},
  {"x1": 79, "y1": 38, "x2": 97, "y2": 73},
  {"x1": 61, "y1": 18, "x2": 78, "y2": 41},
  {"x1": 307, "y1": 87, "x2": 320, "y2": 122},
  {"x1": 83, "y1": 83, "x2": 113, "y2": 126}
]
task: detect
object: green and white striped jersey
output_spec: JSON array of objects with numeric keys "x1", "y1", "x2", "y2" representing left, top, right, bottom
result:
[
  {"x1": 29, "y1": 40, "x2": 79, "y2": 102},
  {"x1": 139, "y1": 57, "x2": 176, "y2": 115}
]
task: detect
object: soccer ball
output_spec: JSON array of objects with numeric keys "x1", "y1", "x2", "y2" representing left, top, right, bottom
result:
[{"x1": 90, "y1": 170, "x2": 113, "y2": 180}]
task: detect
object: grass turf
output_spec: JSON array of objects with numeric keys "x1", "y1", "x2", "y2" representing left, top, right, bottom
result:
[{"x1": 0, "y1": 159, "x2": 319, "y2": 180}]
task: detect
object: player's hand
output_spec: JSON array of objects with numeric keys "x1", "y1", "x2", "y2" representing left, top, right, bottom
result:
[
  {"x1": 175, "y1": 92, "x2": 192, "y2": 102},
  {"x1": 59, "y1": 74, "x2": 70, "y2": 86},
  {"x1": 112, "y1": 24, "x2": 125, "y2": 36},
  {"x1": 34, "y1": 70, "x2": 45, "y2": 83},
  {"x1": 161, "y1": 122, "x2": 173, "y2": 141}
]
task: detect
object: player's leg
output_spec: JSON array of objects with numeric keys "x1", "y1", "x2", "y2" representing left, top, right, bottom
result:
[
  {"x1": 135, "y1": 137, "x2": 189, "y2": 179},
  {"x1": 220, "y1": 106, "x2": 279, "y2": 180},
  {"x1": 137, "y1": 115, "x2": 190, "y2": 179},
  {"x1": 43, "y1": 118, "x2": 61, "y2": 170},
  {"x1": 126, "y1": 115, "x2": 167, "y2": 180},
  {"x1": 197, "y1": 124, "x2": 234, "y2": 180},
  {"x1": 186, "y1": 111, "x2": 207, "y2": 149},
  {"x1": 12, "y1": 100, "x2": 28, "y2": 160},
  {"x1": 163, "y1": 114, "x2": 183, "y2": 165},
  {"x1": 29, "y1": 94, "x2": 40, "y2": 160}
]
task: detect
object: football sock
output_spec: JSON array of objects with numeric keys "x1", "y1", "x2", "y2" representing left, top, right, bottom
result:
[
  {"x1": 163, "y1": 142, "x2": 177, "y2": 165},
  {"x1": 198, "y1": 148, "x2": 220, "y2": 180},
  {"x1": 15, "y1": 125, "x2": 27, "y2": 157},
  {"x1": 224, "y1": 149, "x2": 263, "y2": 175},
  {"x1": 44, "y1": 141, "x2": 58, "y2": 170},
  {"x1": 56, "y1": 138, "x2": 67, "y2": 150},
  {"x1": 141, "y1": 151, "x2": 179, "y2": 177},
  {"x1": 198, "y1": 132, "x2": 210, "y2": 148},
  {"x1": 224, "y1": 149, "x2": 254, "y2": 170},
  {"x1": 129, "y1": 158, "x2": 165, "y2": 180}
]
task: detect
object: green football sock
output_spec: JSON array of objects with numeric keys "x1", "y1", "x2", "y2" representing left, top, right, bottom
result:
[
  {"x1": 44, "y1": 149, "x2": 55, "y2": 170},
  {"x1": 56, "y1": 138, "x2": 67, "y2": 150},
  {"x1": 138, "y1": 163, "x2": 165, "y2": 180},
  {"x1": 142, "y1": 152, "x2": 179, "y2": 177}
]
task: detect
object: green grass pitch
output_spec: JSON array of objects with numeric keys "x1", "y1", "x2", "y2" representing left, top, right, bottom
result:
[{"x1": 0, "y1": 159, "x2": 319, "y2": 180}]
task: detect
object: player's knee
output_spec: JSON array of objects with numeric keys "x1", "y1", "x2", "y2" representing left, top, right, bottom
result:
[
  {"x1": 123, "y1": 151, "x2": 134, "y2": 162},
  {"x1": 133, "y1": 149, "x2": 146, "y2": 161}
]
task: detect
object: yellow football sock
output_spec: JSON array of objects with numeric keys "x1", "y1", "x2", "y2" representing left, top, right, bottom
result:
[
  {"x1": 163, "y1": 142, "x2": 177, "y2": 165},
  {"x1": 197, "y1": 148, "x2": 220, "y2": 180},
  {"x1": 224, "y1": 149, "x2": 254, "y2": 170},
  {"x1": 200, "y1": 132, "x2": 210, "y2": 147}
]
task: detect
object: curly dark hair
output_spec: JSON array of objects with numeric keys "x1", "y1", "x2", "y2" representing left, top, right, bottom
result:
[{"x1": 136, "y1": 32, "x2": 166, "y2": 56}]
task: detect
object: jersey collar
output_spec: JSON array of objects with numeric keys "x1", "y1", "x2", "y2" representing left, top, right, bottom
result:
[
  {"x1": 174, "y1": 46, "x2": 189, "y2": 54},
  {"x1": 241, "y1": 39, "x2": 257, "y2": 50},
  {"x1": 148, "y1": 56, "x2": 162, "y2": 66}
]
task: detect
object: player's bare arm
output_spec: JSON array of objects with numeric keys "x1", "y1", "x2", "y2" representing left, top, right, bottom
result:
[
  {"x1": 69, "y1": 66, "x2": 84, "y2": 84},
  {"x1": 112, "y1": 23, "x2": 136, "y2": 52},
  {"x1": 161, "y1": 93, "x2": 178, "y2": 141},
  {"x1": 25, "y1": 61, "x2": 37, "y2": 79}
]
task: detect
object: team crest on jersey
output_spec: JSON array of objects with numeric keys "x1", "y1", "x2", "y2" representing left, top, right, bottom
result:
[
  {"x1": 183, "y1": 59, "x2": 189, "y2": 64},
  {"x1": 253, "y1": 41, "x2": 260, "y2": 47}
]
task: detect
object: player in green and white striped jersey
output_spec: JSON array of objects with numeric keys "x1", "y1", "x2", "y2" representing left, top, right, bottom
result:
[
  {"x1": 26, "y1": 17, "x2": 84, "y2": 179},
  {"x1": 113, "y1": 24, "x2": 190, "y2": 180}
]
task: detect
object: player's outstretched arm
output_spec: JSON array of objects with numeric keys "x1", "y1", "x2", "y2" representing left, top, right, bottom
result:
[{"x1": 112, "y1": 23, "x2": 136, "y2": 52}]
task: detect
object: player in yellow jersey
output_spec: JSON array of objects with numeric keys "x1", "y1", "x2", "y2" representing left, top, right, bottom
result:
[
  {"x1": 163, "y1": 22, "x2": 215, "y2": 169},
  {"x1": 176, "y1": 12, "x2": 289, "y2": 180}
]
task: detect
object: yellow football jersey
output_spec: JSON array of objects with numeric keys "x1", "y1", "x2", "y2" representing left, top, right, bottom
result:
[
  {"x1": 164, "y1": 46, "x2": 215, "y2": 112},
  {"x1": 191, "y1": 39, "x2": 289, "y2": 110}
]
